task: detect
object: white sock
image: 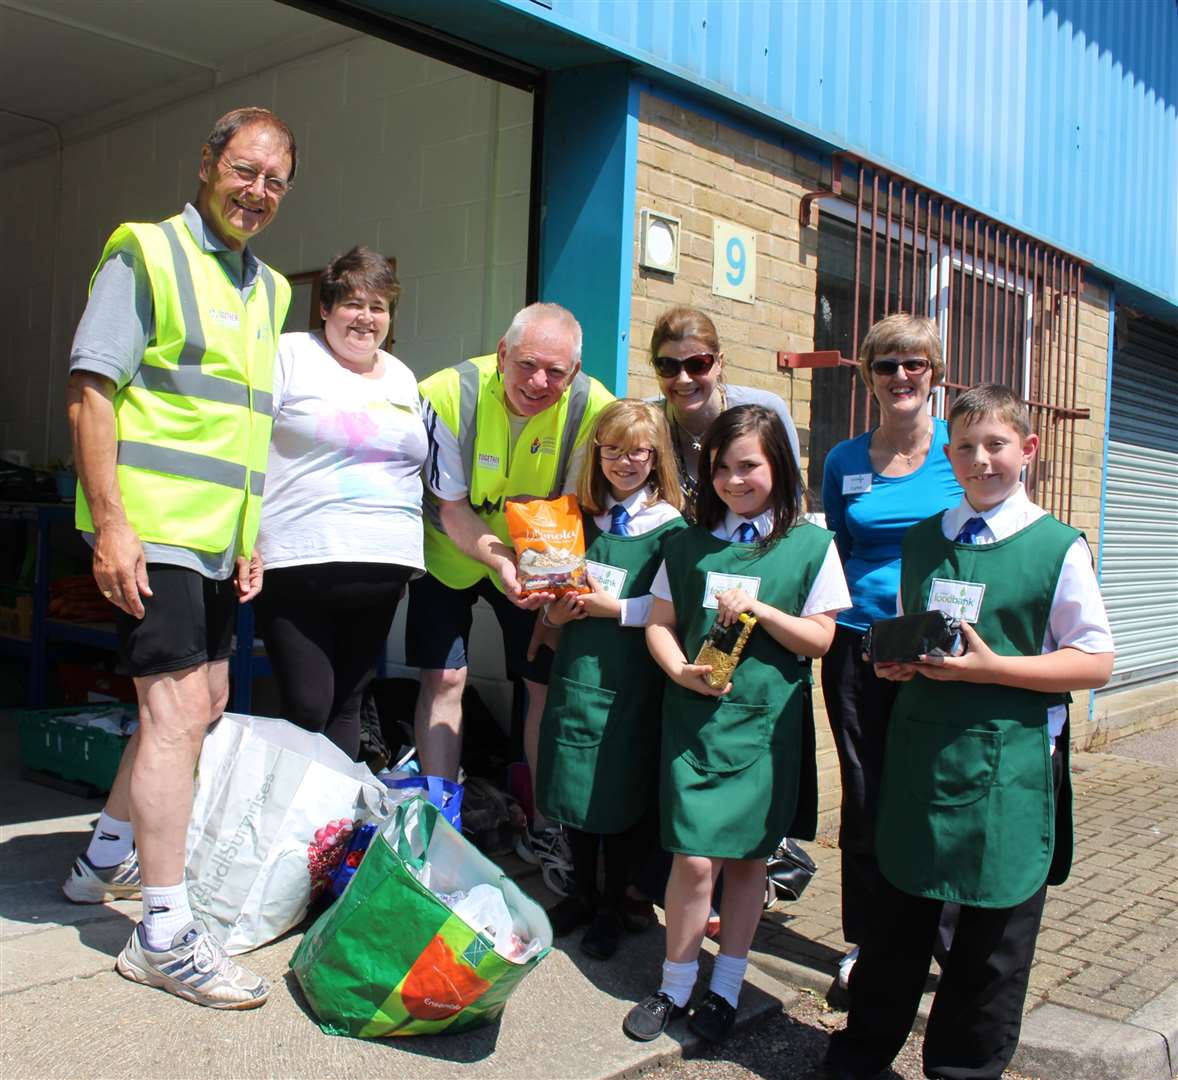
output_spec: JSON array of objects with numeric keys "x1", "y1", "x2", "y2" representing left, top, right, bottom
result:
[
  {"x1": 142, "y1": 884, "x2": 193, "y2": 951},
  {"x1": 709, "y1": 952, "x2": 748, "y2": 1009},
  {"x1": 658, "y1": 958, "x2": 699, "y2": 1008},
  {"x1": 85, "y1": 811, "x2": 134, "y2": 868}
]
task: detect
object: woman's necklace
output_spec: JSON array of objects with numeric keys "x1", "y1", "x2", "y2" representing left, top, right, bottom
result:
[
  {"x1": 672, "y1": 385, "x2": 726, "y2": 454},
  {"x1": 878, "y1": 421, "x2": 931, "y2": 465}
]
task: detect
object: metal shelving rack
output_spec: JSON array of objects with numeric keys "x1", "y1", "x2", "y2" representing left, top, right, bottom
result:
[{"x1": 0, "y1": 501, "x2": 267, "y2": 709}]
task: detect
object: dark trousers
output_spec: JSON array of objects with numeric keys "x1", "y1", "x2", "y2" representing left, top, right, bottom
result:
[
  {"x1": 826, "y1": 752, "x2": 1063, "y2": 1079},
  {"x1": 567, "y1": 823, "x2": 644, "y2": 908},
  {"x1": 253, "y1": 562, "x2": 411, "y2": 760},
  {"x1": 821, "y1": 624, "x2": 900, "y2": 943}
]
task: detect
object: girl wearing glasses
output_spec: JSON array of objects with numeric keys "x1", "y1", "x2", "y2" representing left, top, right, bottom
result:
[
  {"x1": 649, "y1": 307, "x2": 802, "y2": 522},
  {"x1": 819, "y1": 314, "x2": 962, "y2": 989},
  {"x1": 535, "y1": 400, "x2": 686, "y2": 961}
]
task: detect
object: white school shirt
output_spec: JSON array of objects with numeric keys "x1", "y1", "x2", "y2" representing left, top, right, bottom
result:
[
  {"x1": 650, "y1": 509, "x2": 852, "y2": 617},
  {"x1": 589, "y1": 489, "x2": 682, "y2": 627},
  {"x1": 896, "y1": 484, "x2": 1113, "y2": 739}
]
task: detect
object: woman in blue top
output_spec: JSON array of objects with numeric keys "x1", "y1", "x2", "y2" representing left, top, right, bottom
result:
[{"x1": 820, "y1": 314, "x2": 961, "y2": 987}]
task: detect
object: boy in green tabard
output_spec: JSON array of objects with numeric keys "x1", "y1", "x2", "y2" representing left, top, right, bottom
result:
[{"x1": 822, "y1": 384, "x2": 1114, "y2": 1080}]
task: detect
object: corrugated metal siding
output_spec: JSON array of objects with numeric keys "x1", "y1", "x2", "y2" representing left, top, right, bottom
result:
[
  {"x1": 498, "y1": 0, "x2": 1177, "y2": 308},
  {"x1": 1100, "y1": 312, "x2": 1178, "y2": 689}
]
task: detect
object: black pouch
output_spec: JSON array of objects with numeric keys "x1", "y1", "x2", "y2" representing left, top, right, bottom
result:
[
  {"x1": 862, "y1": 609, "x2": 964, "y2": 663},
  {"x1": 766, "y1": 838, "x2": 817, "y2": 903}
]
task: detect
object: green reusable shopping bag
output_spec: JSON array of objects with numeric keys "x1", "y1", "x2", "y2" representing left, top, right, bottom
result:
[{"x1": 289, "y1": 795, "x2": 552, "y2": 1037}]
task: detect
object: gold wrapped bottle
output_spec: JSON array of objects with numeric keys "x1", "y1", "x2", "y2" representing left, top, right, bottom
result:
[{"x1": 694, "y1": 611, "x2": 758, "y2": 688}]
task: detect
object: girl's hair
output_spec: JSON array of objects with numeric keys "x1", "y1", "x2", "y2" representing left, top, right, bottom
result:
[
  {"x1": 577, "y1": 399, "x2": 683, "y2": 516},
  {"x1": 695, "y1": 404, "x2": 802, "y2": 546},
  {"x1": 649, "y1": 306, "x2": 723, "y2": 376}
]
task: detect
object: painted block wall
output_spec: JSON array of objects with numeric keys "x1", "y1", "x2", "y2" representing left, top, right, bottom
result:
[
  {"x1": 627, "y1": 89, "x2": 1117, "y2": 832},
  {"x1": 0, "y1": 32, "x2": 532, "y2": 469}
]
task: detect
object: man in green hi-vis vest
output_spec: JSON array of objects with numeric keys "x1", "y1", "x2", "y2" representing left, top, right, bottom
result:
[
  {"x1": 62, "y1": 107, "x2": 295, "y2": 1009},
  {"x1": 410, "y1": 303, "x2": 613, "y2": 894}
]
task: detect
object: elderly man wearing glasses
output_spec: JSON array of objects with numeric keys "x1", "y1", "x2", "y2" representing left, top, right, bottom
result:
[
  {"x1": 62, "y1": 107, "x2": 296, "y2": 1009},
  {"x1": 411, "y1": 303, "x2": 614, "y2": 894}
]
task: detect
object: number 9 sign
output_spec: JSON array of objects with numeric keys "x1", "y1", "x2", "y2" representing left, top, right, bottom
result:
[{"x1": 712, "y1": 220, "x2": 757, "y2": 304}]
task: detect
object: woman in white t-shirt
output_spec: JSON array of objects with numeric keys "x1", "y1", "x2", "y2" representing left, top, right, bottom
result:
[{"x1": 254, "y1": 247, "x2": 427, "y2": 759}]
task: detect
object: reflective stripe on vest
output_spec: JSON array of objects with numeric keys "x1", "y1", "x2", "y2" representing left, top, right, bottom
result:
[
  {"x1": 75, "y1": 214, "x2": 289, "y2": 557},
  {"x1": 450, "y1": 362, "x2": 591, "y2": 499}
]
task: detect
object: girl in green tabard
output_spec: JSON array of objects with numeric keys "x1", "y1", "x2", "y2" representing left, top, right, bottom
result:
[
  {"x1": 624, "y1": 405, "x2": 850, "y2": 1045},
  {"x1": 535, "y1": 400, "x2": 687, "y2": 961}
]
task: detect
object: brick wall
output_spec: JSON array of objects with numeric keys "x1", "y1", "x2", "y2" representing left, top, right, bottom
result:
[{"x1": 1067, "y1": 283, "x2": 1112, "y2": 746}]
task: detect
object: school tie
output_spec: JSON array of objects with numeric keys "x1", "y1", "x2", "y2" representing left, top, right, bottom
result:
[
  {"x1": 955, "y1": 516, "x2": 987, "y2": 544},
  {"x1": 609, "y1": 504, "x2": 632, "y2": 536},
  {"x1": 736, "y1": 521, "x2": 759, "y2": 544}
]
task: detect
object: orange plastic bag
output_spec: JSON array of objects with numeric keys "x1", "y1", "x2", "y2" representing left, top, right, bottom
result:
[{"x1": 504, "y1": 495, "x2": 590, "y2": 597}]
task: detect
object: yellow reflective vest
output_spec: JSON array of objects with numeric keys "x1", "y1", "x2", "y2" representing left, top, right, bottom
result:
[
  {"x1": 75, "y1": 214, "x2": 290, "y2": 559},
  {"x1": 421, "y1": 353, "x2": 613, "y2": 590}
]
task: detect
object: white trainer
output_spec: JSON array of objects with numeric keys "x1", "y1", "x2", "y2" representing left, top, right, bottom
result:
[
  {"x1": 62, "y1": 850, "x2": 141, "y2": 903},
  {"x1": 116, "y1": 920, "x2": 269, "y2": 1009}
]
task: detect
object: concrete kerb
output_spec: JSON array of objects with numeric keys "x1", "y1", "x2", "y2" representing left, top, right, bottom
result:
[
  {"x1": 745, "y1": 935, "x2": 1178, "y2": 1080},
  {"x1": 1014, "y1": 993, "x2": 1177, "y2": 1080}
]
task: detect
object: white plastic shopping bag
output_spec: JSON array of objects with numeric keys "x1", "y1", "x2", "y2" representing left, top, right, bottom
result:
[{"x1": 185, "y1": 713, "x2": 390, "y2": 955}]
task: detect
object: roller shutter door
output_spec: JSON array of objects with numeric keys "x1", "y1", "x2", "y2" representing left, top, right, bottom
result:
[{"x1": 1099, "y1": 312, "x2": 1178, "y2": 689}]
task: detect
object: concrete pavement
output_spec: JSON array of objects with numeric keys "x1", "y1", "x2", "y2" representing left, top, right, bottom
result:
[
  {"x1": 0, "y1": 720, "x2": 790, "y2": 1080},
  {"x1": 2, "y1": 721, "x2": 1175, "y2": 1079}
]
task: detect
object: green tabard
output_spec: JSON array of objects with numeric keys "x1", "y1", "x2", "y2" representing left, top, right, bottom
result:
[
  {"x1": 660, "y1": 522, "x2": 833, "y2": 859},
  {"x1": 536, "y1": 516, "x2": 686, "y2": 833},
  {"x1": 876, "y1": 512, "x2": 1081, "y2": 908}
]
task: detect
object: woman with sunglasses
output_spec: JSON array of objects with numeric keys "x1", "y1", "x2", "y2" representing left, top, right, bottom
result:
[
  {"x1": 649, "y1": 307, "x2": 801, "y2": 522},
  {"x1": 819, "y1": 314, "x2": 962, "y2": 989}
]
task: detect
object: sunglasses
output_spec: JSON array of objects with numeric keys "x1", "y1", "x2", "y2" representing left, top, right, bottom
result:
[
  {"x1": 870, "y1": 357, "x2": 931, "y2": 376},
  {"x1": 653, "y1": 353, "x2": 717, "y2": 379}
]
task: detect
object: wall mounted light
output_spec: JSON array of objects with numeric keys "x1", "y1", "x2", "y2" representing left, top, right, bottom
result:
[{"x1": 639, "y1": 209, "x2": 680, "y2": 275}]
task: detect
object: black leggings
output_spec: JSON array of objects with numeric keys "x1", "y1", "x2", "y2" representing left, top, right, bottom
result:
[
  {"x1": 566, "y1": 823, "x2": 646, "y2": 908},
  {"x1": 820, "y1": 623, "x2": 901, "y2": 943},
  {"x1": 253, "y1": 562, "x2": 412, "y2": 760}
]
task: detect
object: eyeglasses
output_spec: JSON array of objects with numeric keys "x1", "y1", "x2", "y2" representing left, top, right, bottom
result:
[
  {"x1": 597, "y1": 444, "x2": 655, "y2": 463},
  {"x1": 653, "y1": 353, "x2": 717, "y2": 379},
  {"x1": 219, "y1": 159, "x2": 292, "y2": 197},
  {"x1": 869, "y1": 357, "x2": 931, "y2": 376}
]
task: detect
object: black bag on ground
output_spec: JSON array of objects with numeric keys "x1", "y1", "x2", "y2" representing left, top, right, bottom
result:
[{"x1": 766, "y1": 838, "x2": 817, "y2": 903}]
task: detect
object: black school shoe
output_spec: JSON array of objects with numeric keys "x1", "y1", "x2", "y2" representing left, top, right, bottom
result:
[
  {"x1": 622, "y1": 991, "x2": 687, "y2": 1041},
  {"x1": 547, "y1": 895, "x2": 594, "y2": 937},
  {"x1": 581, "y1": 907, "x2": 624, "y2": 960},
  {"x1": 688, "y1": 989, "x2": 737, "y2": 1043}
]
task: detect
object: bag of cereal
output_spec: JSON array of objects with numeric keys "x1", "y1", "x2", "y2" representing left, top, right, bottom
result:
[{"x1": 504, "y1": 495, "x2": 590, "y2": 597}]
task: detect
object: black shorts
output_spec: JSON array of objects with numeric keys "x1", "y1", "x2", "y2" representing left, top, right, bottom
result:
[
  {"x1": 403, "y1": 571, "x2": 553, "y2": 685},
  {"x1": 114, "y1": 565, "x2": 237, "y2": 677}
]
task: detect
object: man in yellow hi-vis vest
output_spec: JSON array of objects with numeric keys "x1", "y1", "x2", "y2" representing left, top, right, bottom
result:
[
  {"x1": 62, "y1": 107, "x2": 295, "y2": 1009},
  {"x1": 410, "y1": 304, "x2": 613, "y2": 894}
]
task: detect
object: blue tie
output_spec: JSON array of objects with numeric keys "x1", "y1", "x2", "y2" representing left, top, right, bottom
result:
[
  {"x1": 736, "y1": 522, "x2": 759, "y2": 544},
  {"x1": 609, "y1": 504, "x2": 631, "y2": 536},
  {"x1": 955, "y1": 516, "x2": 987, "y2": 544}
]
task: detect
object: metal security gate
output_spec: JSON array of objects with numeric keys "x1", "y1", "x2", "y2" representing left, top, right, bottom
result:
[
  {"x1": 800, "y1": 152, "x2": 1088, "y2": 519},
  {"x1": 1099, "y1": 311, "x2": 1178, "y2": 690}
]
